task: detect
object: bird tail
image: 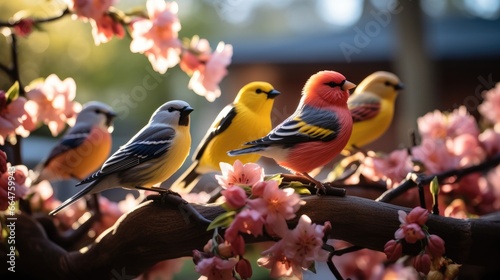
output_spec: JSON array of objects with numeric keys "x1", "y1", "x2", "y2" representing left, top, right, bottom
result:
[
  {"x1": 49, "y1": 183, "x2": 94, "y2": 216},
  {"x1": 227, "y1": 145, "x2": 265, "y2": 156},
  {"x1": 170, "y1": 161, "x2": 202, "y2": 194}
]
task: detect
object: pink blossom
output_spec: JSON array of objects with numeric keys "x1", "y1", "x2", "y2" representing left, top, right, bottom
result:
[
  {"x1": 486, "y1": 166, "x2": 500, "y2": 211},
  {"x1": 215, "y1": 160, "x2": 264, "y2": 189},
  {"x1": 0, "y1": 165, "x2": 29, "y2": 211},
  {"x1": 230, "y1": 235, "x2": 245, "y2": 256},
  {"x1": 135, "y1": 259, "x2": 184, "y2": 280},
  {"x1": 362, "y1": 149, "x2": 412, "y2": 188},
  {"x1": 0, "y1": 92, "x2": 29, "y2": 144},
  {"x1": 395, "y1": 208, "x2": 428, "y2": 244},
  {"x1": 65, "y1": 0, "x2": 114, "y2": 20},
  {"x1": 405, "y1": 206, "x2": 429, "y2": 226},
  {"x1": 235, "y1": 258, "x2": 252, "y2": 279},
  {"x1": 395, "y1": 223, "x2": 426, "y2": 244},
  {"x1": 251, "y1": 181, "x2": 267, "y2": 197},
  {"x1": 426, "y1": 234, "x2": 445, "y2": 257},
  {"x1": 417, "y1": 106, "x2": 479, "y2": 140},
  {"x1": 130, "y1": 0, "x2": 182, "y2": 74},
  {"x1": 188, "y1": 41, "x2": 232, "y2": 102},
  {"x1": 384, "y1": 239, "x2": 403, "y2": 262},
  {"x1": 13, "y1": 18, "x2": 34, "y2": 37},
  {"x1": 446, "y1": 134, "x2": 485, "y2": 167},
  {"x1": 24, "y1": 74, "x2": 82, "y2": 136},
  {"x1": 413, "y1": 253, "x2": 431, "y2": 275},
  {"x1": 478, "y1": 82, "x2": 500, "y2": 125},
  {"x1": 180, "y1": 35, "x2": 211, "y2": 75},
  {"x1": 90, "y1": 14, "x2": 125, "y2": 45},
  {"x1": 221, "y1": 186, "x2": 247, "y2": 210},
  {"x1": 195, "y1": 256, "x2": 237, "y2": 280},
  {"x1": 479, "y1": 128, "x2": 500, "y2": 157},
  {"x1": 412, "y1": 139, "x2": 460, "y2": 173},
  {"x1": 247, "y1": 180, "x2": 304, "y2": 237},
  {"x1": 330, "y1": 239, "x2": 386, "y2": 280},
  {"x1": 224, "y1": 209, "x2": 264, "y2": 243},
  {"x1": 258, "y1": 241, "x2": 303, "y2": 279},
  {"x1": 282, "y1": 215, "x2": 329, "y2": 268}
]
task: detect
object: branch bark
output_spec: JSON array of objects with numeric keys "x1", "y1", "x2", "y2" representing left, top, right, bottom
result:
[{"x1": 4, "y1": 195, "x2": 500, "y2": 279}]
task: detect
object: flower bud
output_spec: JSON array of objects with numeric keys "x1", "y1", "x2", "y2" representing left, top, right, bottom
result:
[
  {"x1": 413, "y1": 253, "x2": 432, "y2": 275},
  {"x1": 384, "y1": 239, "x2": 403, "y2": 262},
  {"x1": 221, "y1": 187, "x2": 247, "y2": 209},
  {"x1": 407, "y1": 206, "x2": 429, "y2": 226},
  {"x1": 235, "y1": 258, "x2": 253, "y2": 279},
  {"x1": 426, "y1": 234, "x2": 445, "y2": 257}
]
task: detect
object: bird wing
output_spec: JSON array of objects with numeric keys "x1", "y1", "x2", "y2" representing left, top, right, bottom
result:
[
  {"x1": 43, "y1": 127, "x2": 91, "y2": 166},
  {"x1": 248, "y1": 104, "x2": 340, "y2": 147},
  {"x1": 192, "y1": 105, "x2": 237, "y2": 160},
  {"x1": 348, "y1": 94, "x2": 381, "y2": 123},
  {"x1": 77, "y1": 124, "x2": 175, "y2": 185}
]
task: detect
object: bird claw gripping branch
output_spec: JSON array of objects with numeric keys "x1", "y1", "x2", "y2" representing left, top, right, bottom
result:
[{"x1": 140, "y1": 186, "x2": 212, "y2": 225}]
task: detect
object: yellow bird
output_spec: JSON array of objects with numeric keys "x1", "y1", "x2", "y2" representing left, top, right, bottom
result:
[
  {"x1": 171, "y1": 82, "x2": 280, "y2": 193},
  {"x1": 343, "y1": 71, "x2": 404, "y2": 154}
]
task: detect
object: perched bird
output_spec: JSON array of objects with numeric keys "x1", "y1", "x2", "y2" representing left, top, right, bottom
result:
[
  {"x1": 32, "y1": 101, "x2": 116, "y2": 184},
  {"x1": 343, "y1": 71, "x2": 404, "y2": 154},
  {"x1": 171, "y1": 82, "x2": 280, "y2": 193},
  {"x1": 49, "y1": 100, "x2": 194, "y2": 215},
  {"x1": 228, "y1": 71, "x2": 355, "y2": 190}
]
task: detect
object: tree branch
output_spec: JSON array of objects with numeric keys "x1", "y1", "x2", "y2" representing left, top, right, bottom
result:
[{"x1": 4, "y1": 195, "x2": 500, "y2": 279}]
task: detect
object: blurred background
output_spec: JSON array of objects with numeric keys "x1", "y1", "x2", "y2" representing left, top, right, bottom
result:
[{"x1": 1, "y1": 0, "x2": 499, "y2": 278}]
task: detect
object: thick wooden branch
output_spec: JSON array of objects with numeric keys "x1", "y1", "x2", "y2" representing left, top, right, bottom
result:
[{"x1": 5, "y1": 195, "x2": 500, "y2": 279}]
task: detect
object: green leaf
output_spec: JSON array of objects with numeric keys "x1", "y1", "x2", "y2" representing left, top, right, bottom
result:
[
  {"x1": 24, "y1": 77, "x2": 44, "y2": 92},
  {"x1": 207, "y1": 211, "x2": 236, "y2": 231},
  {"x1": 286, "y1": 181, "x2": 311, "y2": 195},
  {"x1": 5, "y1": 81, "x2": 19, "y2": 104},
  {"x1": 430, "y1": 176, "x2": 439, "y2": 196},
  {"x1": 264, "y1": 173, "x2": 283, "y2": 185}
]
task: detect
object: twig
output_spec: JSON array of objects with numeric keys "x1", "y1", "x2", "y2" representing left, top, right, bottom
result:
[
  {"x1": 0, "y1": 8, "x2": 71, "y2": 27},
  {"x1": 376, "y1": 154, "x2": 500, "y2": 203}
]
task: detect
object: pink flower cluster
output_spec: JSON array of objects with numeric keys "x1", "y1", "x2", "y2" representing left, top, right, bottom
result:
[
  {"x1": 384, "y1": 207, "x2": 445, "y2": 275},
  {"x1": 0, "y1": 89, "x2": 28, "y2": 145},
  {"x1": 129, "y1": 0, "x2": 232, "y2": 101},
  {"x1": 194, "y1": 160, "x2": 329, "y2": 279},
  {"x1": 65, "y1": 0, "x2": 124, "y2": 45},
  {"x1": 0, "y1": 151, "x2": 29, "y2": 211},
  {"x1": 478, "y1": 82, "x2": 500, "y2": 128},
  {"x1": 360, "y1": 100, "x2": 500, "y2": 215},
  {"x1": 24, "y1": 74, "x2": 82, "y2": 136}
]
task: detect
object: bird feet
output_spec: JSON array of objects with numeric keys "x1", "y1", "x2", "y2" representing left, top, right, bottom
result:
[
  {"x1": 136, "y1": 186, "x2": 211, "y2": 225},
  {"x1": 297, "y1": 172, "x2": 346, "y2": 197}
]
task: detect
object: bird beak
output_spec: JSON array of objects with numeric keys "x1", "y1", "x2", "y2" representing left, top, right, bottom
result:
[
  {"x1": 179, "y1": 106, "x2": 194, "y2": 126},
  {"x1": 394, "y1": 83, "x2": 405, "y2": 90},
  {"x1": 181, "y1": 106, "x2": 194, "y2": 115},
  {"x1": 266, "y1": 89, "x2": 281, "y2": 99},
  {"x1": 342, "y1": 80, "x2": 356, "y2": 91},
  {"x1": 105, "y1": 112, "x2": 117, "y2": 127}
]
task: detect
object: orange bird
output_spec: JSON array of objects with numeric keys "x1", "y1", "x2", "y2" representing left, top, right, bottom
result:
[
  {"x1": 32, "y1": 101, "x2": 116, "y2": 184},
  {"x1": 228, "y1": 70, "x2": 355, "y2": 190}
]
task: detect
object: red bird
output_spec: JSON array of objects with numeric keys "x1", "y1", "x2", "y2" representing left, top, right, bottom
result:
[{"x1": 228, "y1": 70, "x2": 355, "y2": 191}]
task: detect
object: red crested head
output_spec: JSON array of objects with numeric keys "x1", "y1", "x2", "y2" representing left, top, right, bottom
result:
[{"x1": 302, "y1": 70, "x2": 356, "y2": 108}]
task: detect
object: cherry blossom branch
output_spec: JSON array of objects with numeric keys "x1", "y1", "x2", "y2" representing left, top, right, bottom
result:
[
  {"x1": 6, "y1": 194, "x2": 500, "y2": 279},
  {"x1": 375, "y1": 153, "x2": 500, "y2": 203},
  {"x1": 0, "y1": 8, "x2": 70, "y2": 27}
]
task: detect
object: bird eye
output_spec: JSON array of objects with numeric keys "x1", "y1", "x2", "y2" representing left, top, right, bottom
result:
[
  {"x1": 94, "y1": 109, "x2": 102, "y2": 114},
  {"x1": 256, "y1": 88, "x2": 263, "y2": 94},
  {"x1": 325, "y1": 81, "x2": 340, "y2": 88},
  {"x1": 168, "y1": 107, "x2": 175, "y2": 112},
  {"x1": 385, "y1": 81, "x2": 392, "y2": 87}
]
